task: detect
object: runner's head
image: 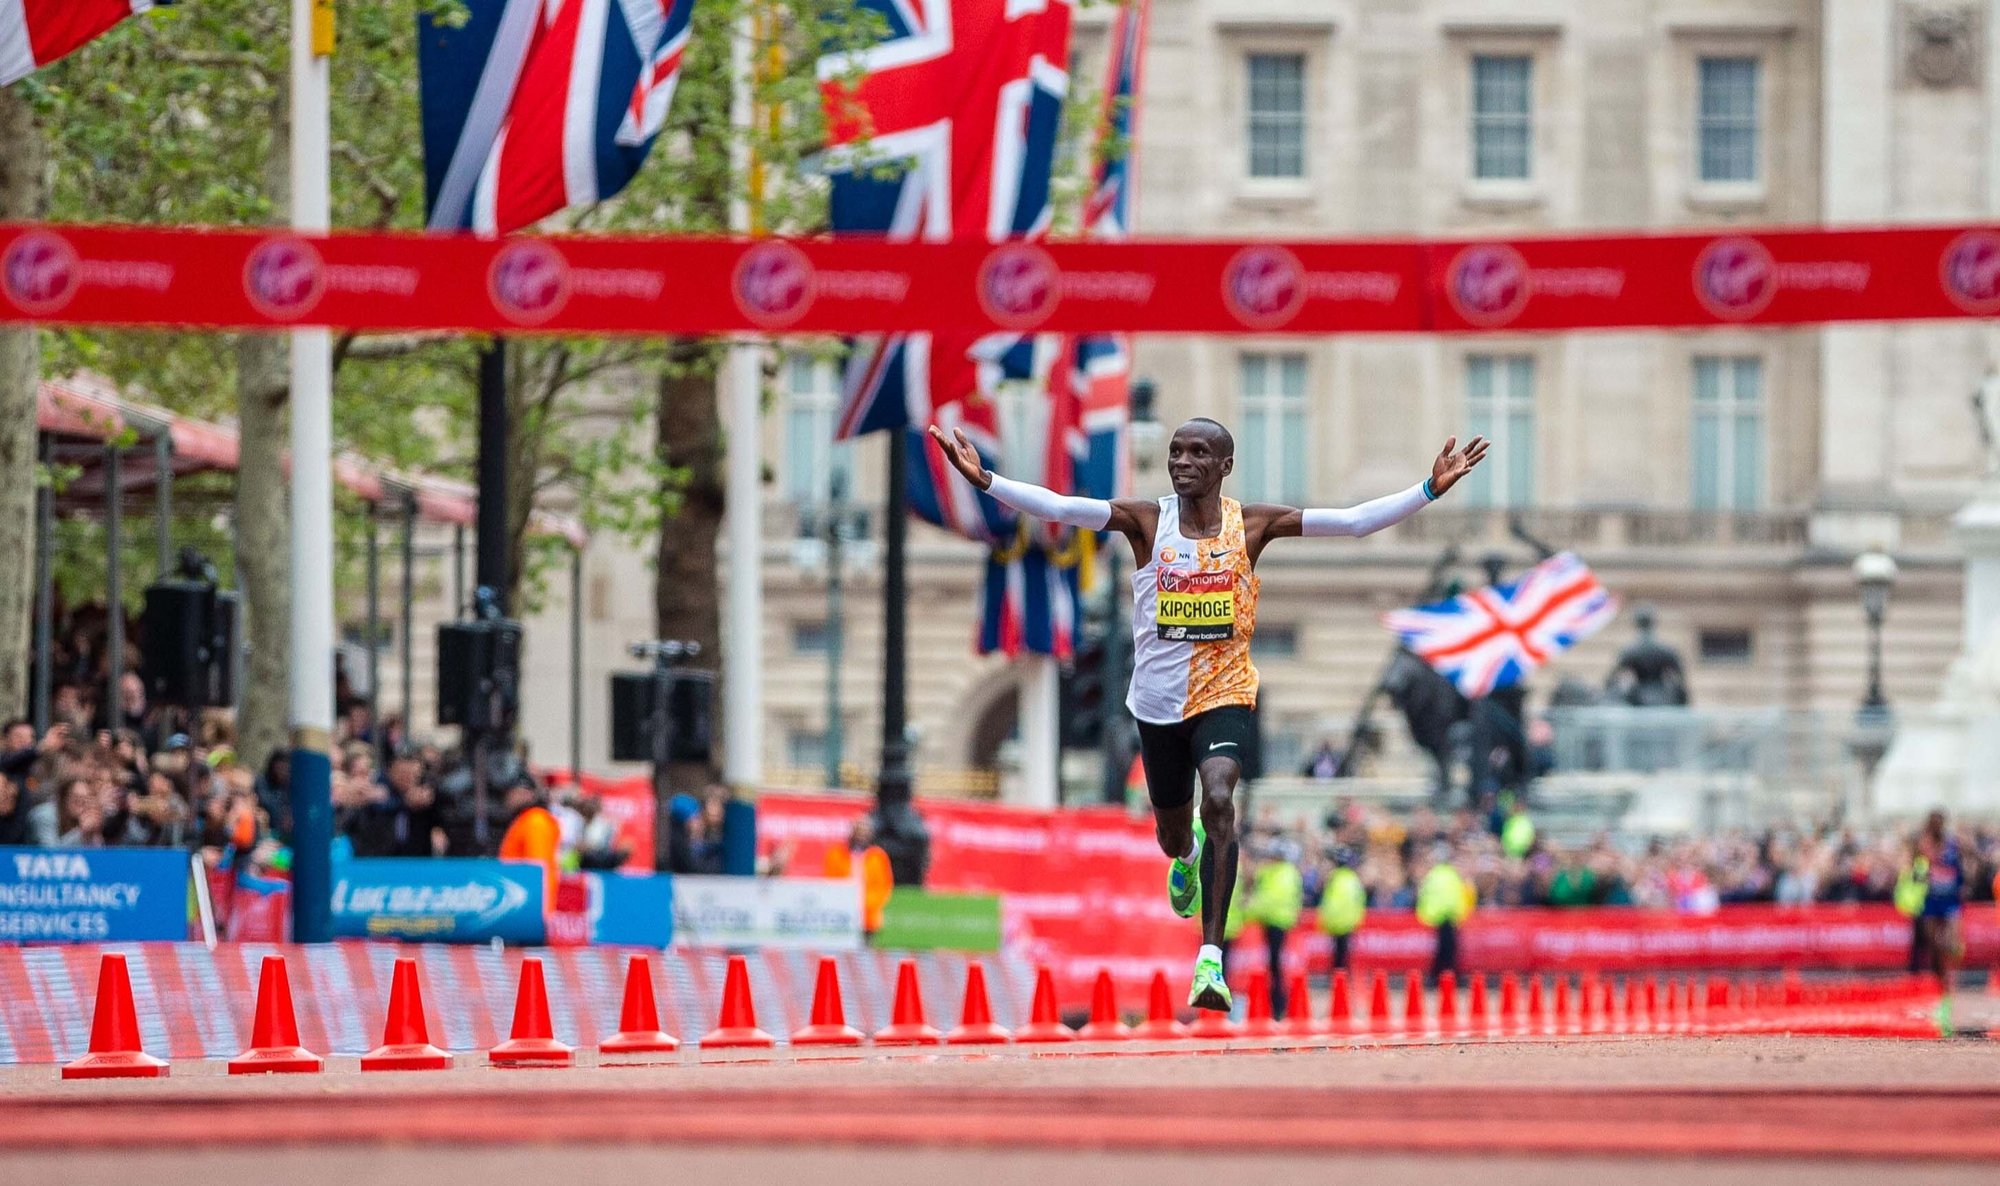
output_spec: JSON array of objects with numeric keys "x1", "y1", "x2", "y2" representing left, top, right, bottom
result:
[{"x1": 1168, "y1": 418, "x2": 1234, "y2": 498}]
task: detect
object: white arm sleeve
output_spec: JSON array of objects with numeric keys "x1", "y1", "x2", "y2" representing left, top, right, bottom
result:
[
  {"x1": 984, "y1": 474, "x2": 1114, "y2": 531},
  {"x1": 1300, "y1": 481, "x2": 1434, "y2": 538}
]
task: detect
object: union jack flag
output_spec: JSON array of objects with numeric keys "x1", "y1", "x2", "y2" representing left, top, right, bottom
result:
[
  {"x1": 1, "y1": 1, "x2": 168, "y2": 87},
  {"x1": 1383, "y1": 552, "x2": 1619, "y2": 699},
  {"x1": 419, "y1": 0, "x2": 695, "y2": 234},
  {"x1": 821, "y1": 0, "x2": 1072, "y2": 546}
]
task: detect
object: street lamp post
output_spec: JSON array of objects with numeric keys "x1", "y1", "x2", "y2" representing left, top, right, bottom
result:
[
  {"x1": 1848, "y1": 547, "x2": 1899, "y2": 812},
  {"x1": 794, "y1": 468, "x2": 872, "y2": 792}
]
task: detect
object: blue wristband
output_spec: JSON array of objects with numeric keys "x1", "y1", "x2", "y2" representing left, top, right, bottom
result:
[{"x1": 1422, "y1": 477, "x2": 1438, "y2": 501}]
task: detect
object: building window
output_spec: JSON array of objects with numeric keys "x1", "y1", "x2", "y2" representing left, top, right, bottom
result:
[
  {"x1": 1692, "y1": 356, "x2": 1764, "y2": 510},
  {"x1": 784, "y1": 352, "x2": 848, "y2": 503},
  {"x1": 1697, "y1": 56, "x2": 1759, "y2": 183},
  {"x1": 1246, "y1": 53, "x2": 1306, "y2": 179},
  {"x1": 1252, "y1": 624, "x2": 1299, "y2": 660},
  {"x1": 1471, "y1": 55, "x2": 1532, "y2": 180},
  {"x1": 1463, "y1": 355, "x2": 1536, "y2": 508},
  {"x1": 787, "y1": 730, "x2": 828, "y2": 770},
  {"x1": 1698, "y1": 628, "x2": 1754, "y2": 665},
  {"x1": 1238, "y1": 352, "x2": 1308, "y2": 503},
  {"x1": 793, "y1": 620, "x2": 832, "y2": 656}
]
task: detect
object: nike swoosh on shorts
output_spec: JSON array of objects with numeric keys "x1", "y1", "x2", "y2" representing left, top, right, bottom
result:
[{"x1": 1209, "y1": 742, "x2": 1238, "y2": 751}]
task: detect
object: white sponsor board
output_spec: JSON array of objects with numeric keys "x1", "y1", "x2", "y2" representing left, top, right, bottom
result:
[{"x1": 670, "y1": 875, "x2": 864, "y2": 950}]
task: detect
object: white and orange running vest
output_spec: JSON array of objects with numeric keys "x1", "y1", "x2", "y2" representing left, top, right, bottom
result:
[{"x1": 1128, "y1": 496, "x2": 1260, "y2": 724}]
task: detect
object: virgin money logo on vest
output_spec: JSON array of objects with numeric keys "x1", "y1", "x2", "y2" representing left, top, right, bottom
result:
[
  {"x1": 1693, "y1": 237, "x2": 1777, "y2": 320},
  {"x1": 243, "y1": 237, "x2": 326, "y2": 320},
  {"x1": 2, "y1": 232, "x2": 80, "y2": 315},
  {"x1": 1446, "y1": 244, "x2": 1530, "y2": 327},
  {"x1": 488, "y1": 240, "x2": 571, "y2": 325},
  {"x1": 1222, "y1": 245, "x2": 1306, "y2": 329},
  {"x1": 732, "y1": 240, "x2": 815, "y2": 328},
  {"x1": 979, "y1": 243, "x2": 1060, "y2": 329},
  {"x1": 1942, "y1": 230, "x2": 2000, "y2": 314}
]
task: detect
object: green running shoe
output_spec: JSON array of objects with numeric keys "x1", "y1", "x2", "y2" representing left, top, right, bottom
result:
[
  {"x1": 1188, "y1": 951, "x2": 1231, "y2": 1012},
  {"x1": 1167, "y1": 818, "x2": 1204, "y2": 919}
]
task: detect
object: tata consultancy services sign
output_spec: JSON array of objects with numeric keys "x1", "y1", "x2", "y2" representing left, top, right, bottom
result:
[
  {"x1": 331, "y1": 858, "x2": 544, "y2": 944},
  {"x1": 671, "y1": 875, "x2": 862, "y2": 950},
  {"x1": 0, "y1": 847, "x2": 190, "y2": 941}
]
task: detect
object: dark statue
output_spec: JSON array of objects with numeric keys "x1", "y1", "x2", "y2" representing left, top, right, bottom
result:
[{"x1": 1605, "y1": 605, "x2": 1689, "y2": 708}]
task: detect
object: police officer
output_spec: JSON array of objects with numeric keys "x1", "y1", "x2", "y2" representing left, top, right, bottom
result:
[
  {"x1": 1416, "y1": 844, "x2": 1473, "y2": 987},
  {"x1": 1245, "y1": 840, "x2": 1304, "y2": 1020},
  {"x1": 1317, "y1": 845, "x2": 1367, "y2": 973}
]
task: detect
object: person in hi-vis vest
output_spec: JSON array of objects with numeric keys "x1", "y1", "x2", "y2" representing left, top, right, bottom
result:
[
  {"x1": 1244, "y1": 842, "x2": 1304, "y2": 1020},
  {"x1": 1317, "y1": 846, "x2": 1367, "y2": 973},
  {"x1": 1415, "y1": 845, "x2": 1473, "y2": 987}
]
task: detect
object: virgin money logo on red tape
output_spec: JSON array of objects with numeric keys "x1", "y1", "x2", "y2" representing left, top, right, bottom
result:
[
  {"x1": 1445, "y1": 244, "x2": 1530, "y2": 327},
  {"x1": 488, "y1": 240, "x2": 572, "y2": 325},
  {"x1": 979, "y1": 243, "x2": 1061, "y2": 329},
  {"x1": 1942, "y1": 230, "x2": 2000, "y2": 315},
  {"x1": 1693, "y1": 237, "x2": 1777, "y2": 320},
  {"x1": 243, "y1": 237, "x2": 326, "y2": 320},
  {"x1": 2, "y1": 231, "x2": 80, "y2": 315},
  {"x1": 733, "y1": 240, "x2": 815, "y2": 328},
  {"x1": 1223, "y1": 245, "x2": 1307, "y2": 329}
]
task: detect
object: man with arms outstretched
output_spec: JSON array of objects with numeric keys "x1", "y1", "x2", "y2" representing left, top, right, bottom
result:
[{"x1": 931, "y1": 418, "x2": 1487, "y2": 1009}]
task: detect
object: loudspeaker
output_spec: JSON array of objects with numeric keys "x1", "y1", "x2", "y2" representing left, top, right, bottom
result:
[
  {"x1": 141, "y1": 580, "x2": 237, "y2": 708},
  {"x1": 609, "y1": 669, "x2": 715, "y2": 764},
  {"x1": 436, "y1": 619, "x2": 523, "y2": 731}
]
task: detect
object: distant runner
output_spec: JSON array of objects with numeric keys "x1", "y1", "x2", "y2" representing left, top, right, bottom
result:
[{"x1": 931, "y1": 418, "x2": 1486, "y2": 1009}]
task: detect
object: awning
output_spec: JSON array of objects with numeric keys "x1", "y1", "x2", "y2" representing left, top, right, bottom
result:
[{"x1": 36, "y1": 373, "x2": 586, "y2": 547}]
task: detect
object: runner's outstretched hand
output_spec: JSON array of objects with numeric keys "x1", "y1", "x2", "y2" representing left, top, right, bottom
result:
[
  {"x1": 928, "y1": 424, "x2": 992, "y2": 490},
  {"x1": 1428, "y1": 436, "x2": 1490, "y2": 497}
]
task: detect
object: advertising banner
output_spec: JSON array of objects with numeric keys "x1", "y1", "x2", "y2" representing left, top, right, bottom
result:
[
  {"x1": 6, "y1": 220, "x2": 2000, "y2": 338},
  {"x1": 330, "y1": 858, "x2": 545, "y2": 944},
  {"x1": 670, "y1": 875, "x2": 863, "y2": 950},
  {"x1": 875, "y1": 890, "x2": 1004, "y2": 952},
  {"x1": 0, "y1": 847, "x2": 191, "y2": 942},
  {"x1": 546, "y1": 871, "x2": 674, "y2": 948}
]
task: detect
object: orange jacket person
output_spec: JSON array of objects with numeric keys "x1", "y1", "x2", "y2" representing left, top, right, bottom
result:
[
  {"x1": 499, "y1": 783, "x2": 562, "y2": 910},
  {"x1": 824, "y1": 815, "x2": 894, "y2": 935}
]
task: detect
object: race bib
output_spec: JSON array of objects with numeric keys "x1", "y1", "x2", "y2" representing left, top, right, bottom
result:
[{"x1": 1156, "y1": 569, "x2": 1234, "y2": 641}]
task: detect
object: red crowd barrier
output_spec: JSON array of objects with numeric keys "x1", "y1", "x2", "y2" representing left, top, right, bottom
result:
[{"x1": 4, "y1": 220, "x2": 1999, "y2": 337}]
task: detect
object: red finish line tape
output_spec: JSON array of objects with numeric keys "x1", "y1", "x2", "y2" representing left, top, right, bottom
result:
[{"x1": 2, "y1": 221, "x2": 1998, "y2": 337}]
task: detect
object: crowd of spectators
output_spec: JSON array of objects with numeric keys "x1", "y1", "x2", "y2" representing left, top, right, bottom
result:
[{"x1": 1242, "y1": 798, "x2": 2000, "y2": 915}]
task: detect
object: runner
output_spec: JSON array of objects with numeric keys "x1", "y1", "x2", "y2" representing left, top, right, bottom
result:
[
  {"x1": 1916, "y1": 809, "x2": 1966, "y2": 1014},
  {"x1": 930, "y1": 418, "x2": 1486, "y2": 1009}
]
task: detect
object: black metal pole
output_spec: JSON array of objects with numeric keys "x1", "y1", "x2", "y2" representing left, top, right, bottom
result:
[
  {"x1": 1100, "y1": 546, "x2": 1125, "y2": 804},
  {"x1": 477, "y1": 342, "x2": 511, "y2": 614},
  {"x1": 32, "y1": 435, "x2": 52, "y2": 734},
  {"x1": 105, "y1": 444, "x2": 123, "y2": 729},
  {"x1": 365, "y1": 510, "x2": 380, "y2": 737},
  {"x1": 153, "y1": 431, "x2": 172, "y2": 579},
  {"x1": 873, "y1": 431, "x2": 928, "y2": 884},
  {"x1": 453, "y1": 524, "x2": 466, "y2": 615},
  {"x1": 650, "y1": 650, "x2": 672, "y2": 873},
  {"x1": 400, "y1": 493, "x2": 416, "y2": 742},
  {"x1": 570, "y1": 544, "x2": 583, "y2": 779},
  {"x1": 1863, "y1": 613, "x2": 1887, "y2": 711}
]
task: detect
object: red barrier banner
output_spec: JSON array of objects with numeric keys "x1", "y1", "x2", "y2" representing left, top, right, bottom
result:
[{"x1": 4, "y1": 221, "x2": 1998, "y2": 336}]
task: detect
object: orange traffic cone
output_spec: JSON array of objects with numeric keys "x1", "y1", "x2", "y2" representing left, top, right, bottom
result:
[
  {"x1": 1552, "y1": 977, "x2": 1571, "y2": 1033},
  {"x1": 1598, "y1": 978, "x2": 1616, "y2": 1034},
  {"x1": 1623, "y1": 976, "x2": 1641, "y2": 1033},
  {"x1": 489, "y1": 957, "x2": 573, "y2": 1066},
  {"x1": 1131, "y1": 970, "x2": 1187, "y2": 1040},
  {"x1": 1401, "y1": 972, "x2": 1424, "y2": 1033},
  {"x1": 360, "y1": 958, "x2": 451, "y2": 1071},
  {"x1": 1528, "y1": 976, "x2": 1548, "y2": 1034},
  {"x1": 791, "y1": 957, "x2": 864, "y2": 1047},
  {"x1": 1645, "y1": 977, "x2": 1661, "y2": 1027},
  {"x1": 1437, "y1": 971, "x2": 1459, "y2": 1035},
  {"x1": 1500, "y1": 974, "x2": 1522, "y2": 1034},
  {"x1": 1282, "y1": 972, "x2": 1317, "y2": 1037},
  {"x1": 229, "y1": 955, "x2": 320, "y2": 1074},
  {"x1": 600, "y1": 955, "x2": 679, "y2": 1055},
  {"x1": 1579, "y1": 974, "x2": 1597, "y2": 1033},
  {"x1": 1014, "y1": 966, "x2": 1076, "y2": 1043},
  {"x1": 873, "y1": 959, "x2": 942, "y2": 1046},
  {"x1": 1368, "y1": 970, "x2": 1392, "y2": 1033},
  {"x1": 1467, "y1": 975, "x2": 1489, "y2": 1036},
  {"x1": 62, "y1": 953, "x2": 167, "y2": 1079},
  {"x1": 1986, "y1": 966, "x2": 1998, "y2": 996},
  {"x1": 944, "y1": 961, "x2": 1010, "y2": 1045},
  {"x1": 1328, "y1": 969, "x2": 1354, "y2": 1035},
  {"x1": 1076, "y1": 969, "x2": 1131, "y2": 1041},
  {"x1": 1238, "y1": 970, "x2": 1279, "y2": 1037},
  {"x1": 699, "y1": 955, "x2": 776, "y2": 1050}
]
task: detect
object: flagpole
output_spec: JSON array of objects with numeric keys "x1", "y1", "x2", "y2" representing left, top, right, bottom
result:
[
  {"x1": 287, "y1": 0, "x2": 336, "y2": 944},
  {"x1": 722, "y1": 4, "x2": 763, "y2": 791}
]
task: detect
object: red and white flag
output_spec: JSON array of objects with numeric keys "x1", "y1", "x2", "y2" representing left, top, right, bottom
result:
[{"x1": 1, "y1": 1, "x2": 165, "y2": 87}]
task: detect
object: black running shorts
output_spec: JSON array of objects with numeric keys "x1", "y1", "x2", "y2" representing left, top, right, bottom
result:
[{"x1": 1134, "y1": 705, "x2": 1254, "y2": 811}]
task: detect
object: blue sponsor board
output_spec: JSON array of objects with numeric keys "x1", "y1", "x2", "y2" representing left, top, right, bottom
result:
[
  {"x1": 550, "y1": 871, "x2": 674, "y2": 948},
  {"x1": 331, "y1": 858, "x2": 545, "y2": 944},
  {"x1": 0, "y1": 847, "x2": 191, "y2": 942}
]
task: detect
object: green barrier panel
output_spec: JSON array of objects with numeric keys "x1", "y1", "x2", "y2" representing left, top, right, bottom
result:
[{"x1": 875, "y1": 889, "x2": 1003, "y2": 951}]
